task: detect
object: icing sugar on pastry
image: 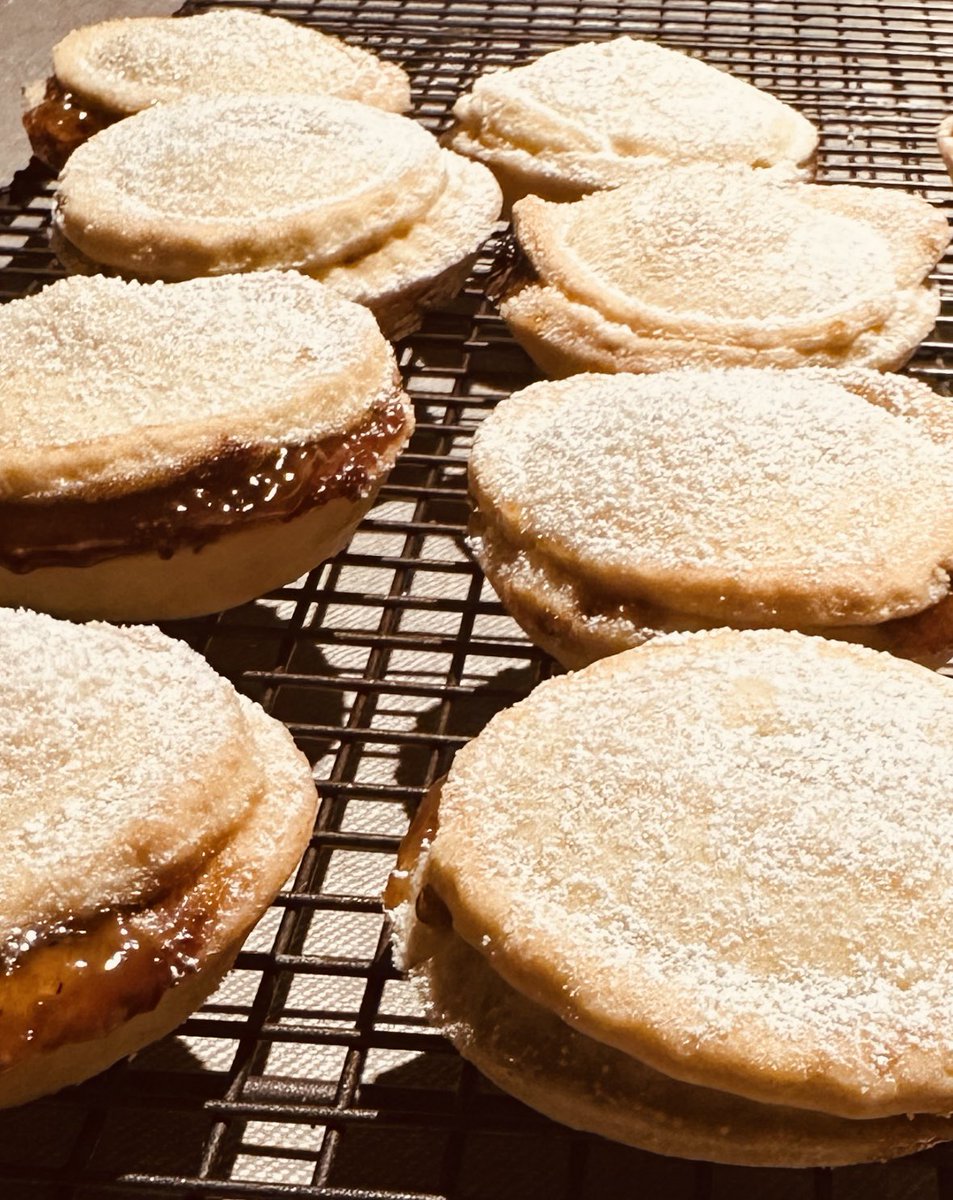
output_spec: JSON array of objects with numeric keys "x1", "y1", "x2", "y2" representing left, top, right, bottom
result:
[
  {"x1": 0, "y1": 272, "x2": 402, "y2": 500},
  {"x1": 450, "y1": 37, "x2": 818, "y2": 201},
  {"x1": 0, "y1": 612, "x2": 259, "y2": 942},
  {"x1": 503, "y1": 163, "x2": 949, "y2": 373},
  {"x1": 53, "y1": 10, "x2": 411, "y2": 115},
  {"x1": 469, "y1": 368, "x2": 953, "y2": 627},
  {"x1": 423, "y1": 631, "x2": 953, "y2": 1120}
]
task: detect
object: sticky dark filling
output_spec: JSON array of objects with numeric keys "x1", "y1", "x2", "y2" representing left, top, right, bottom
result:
[
  {"x1": 0, "y1": 852, "x2": 229, "y2": 1069},
  {"x1": 2, "y1": 397, "x2": 409, "y2": 574},
  {"x1": 485, "y1": 232, "x2": 535, "y2": 305},
  {"x1": 22, "y1": 77, "x2": 118, "y2": 172}
]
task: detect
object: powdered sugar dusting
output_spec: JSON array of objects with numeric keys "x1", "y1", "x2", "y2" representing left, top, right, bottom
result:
[
  {"x1": 60, "y1": 94, "x2": 436, "y2": 220},
  {"x1": 0, "y1": 609, "x2": 263, "y2": 942},
  {"x1": 55, "y1": 95, "x2": 442, "y2": 278},
  {"x1": 0, "y1": 272, "x2": 402, "y2": 500},
  {"x1": 433, "y1": 630, "x2": 953, "y2": 1113},
  {"x1": 412, "y1": 919, "x2": 953, "y2": 1164},
  {"x1": 56, "y1": 11, "x2": 410, "y2": 115},
  {"x1": 522, "y1": 165, "x2": 896, "y2": 348},
  {"x1": 315, "y1": 151, "x2": 502, "y2": 303},
  {"x1": 470, "y1": 369, "x2": 953, "y2": 625},
  {"x1": 453, "y1": 37, "x2": 817, "y2": 176}
]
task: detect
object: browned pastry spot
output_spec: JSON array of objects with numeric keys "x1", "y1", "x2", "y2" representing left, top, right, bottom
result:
[
  {"x1": 1, "y1": 397, "x2": 411, "y2": 573},
  {"x1": 22, "y1": 77, "x2": 116, "y2": 172}
]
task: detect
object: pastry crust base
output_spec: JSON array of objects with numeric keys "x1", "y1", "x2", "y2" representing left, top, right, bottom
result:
[
  {"x1": 447, "y1": 121, "x2": 817, "y2": 211},
  {"x1": 0, "y1": 490, "x2": 377, "y2": 622},
  {"x1": 0, "y1": 951, "x2": 235, "y2": 1109},
  {"x1": 403, "y1": 917, "x2": 953, "y2": 1168},
  {"x1": 446, "y1": 38, "x2": 819, "y2": 210},
  {"x1": 443, "y1": 125, "x2": 597, "y2": 210},
  {"x1": 410, "y1": 634, "x2": 953, "y2": 1119},
  {"x1": 467, "y1": 367, "x2": 953, "y2": 668},
  {"x1": 502, "y1": 170, "x2": 948, "y2": 375},
  {"x1": 501, "y1": 277, "x2": 940, "y2": 377},
  {"x1": 354, "y1": 250, "x2": 478, "y2": 342}
]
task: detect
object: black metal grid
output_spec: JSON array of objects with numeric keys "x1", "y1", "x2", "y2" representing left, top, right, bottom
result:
[{"x1": 3, "y1": 2, "x2": 953, "y2": 1197}]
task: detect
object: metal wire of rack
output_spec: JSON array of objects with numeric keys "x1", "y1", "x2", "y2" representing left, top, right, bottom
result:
[{"x1": 2, "y1": 1, "x2": 953, "y2": 1197}]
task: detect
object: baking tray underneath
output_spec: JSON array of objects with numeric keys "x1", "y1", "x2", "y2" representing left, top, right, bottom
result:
[{"x1": 3, "y1": 1, "x2": 953, "y2": 1197}]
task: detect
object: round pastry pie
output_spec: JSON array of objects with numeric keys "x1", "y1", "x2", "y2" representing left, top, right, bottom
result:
[
  {"x1": 449, "y1": 36, "x2": 818, "y2": 206},
  {"x1": 502, "y1": 162, "x2": 949, "y2": 373},
  {"x1": 387, "y1": 629, "x2": 953, "y2": 1164},
  {"x1": 468, "y1": 367, "x2": 953, "y2": 668},
  {"x1": 52, "y1": 94, "x2": 503, "y2": 340},
  {"x1": 396, "y1": 866, "x2": 953, "y2": 1168},
  {"x1": 0, "y1": 607, "x2": 317, "y2": 1108},
  {"x1": 0, "y1": 271, "x2": 414, "y2": 622},
  {"x1": 23, "y1": 9, "x2": 411, "y2": 171}
]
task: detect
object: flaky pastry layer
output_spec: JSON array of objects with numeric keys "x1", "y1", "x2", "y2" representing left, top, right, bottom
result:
[
  {"x1": 54, "y1": 156, "x2": 502, "y2": 342},
  {"x1": 503, "y1": 164, "x2": 948, "y2": 373},
  {"x1": 502, "y1": 278, "x2": 940, "y2": 375},
  {"x1": 472, "y1": 515, "x2": 953, "y2": 671},
  {"x1": 0, "y1": 489, "x2": 384, "y2": 623},
  {"x1": 468, "y1": 369, "x2": 953, "y2": 631},
  {"x1": 0, "y1": 612, "x2": 264, "y2": 943},
  {"x1": 55, "y1": 95, "x2": 443, "y2": 281},
  {"x1": 315, "y1": 152, "x2": 502, "y2": 319},
  {"x1": 0, "y1": 273, "x2": 403, "y2": 502},
  {"x1": 449, "y1": 38, "x2": 817, "y2": 203},
  {"x1": 53, "y1": 11, "x2": 410, "y2": 117},
  {"x1": 388, "y1": 789, "x2": 953, "y2": 1166},
  {"x1": 410, "y1": 631, "x2": 953, "y2": 1119},
  {"x1": 0, "y1": 695, "x2": 316, "y2": 1104}
]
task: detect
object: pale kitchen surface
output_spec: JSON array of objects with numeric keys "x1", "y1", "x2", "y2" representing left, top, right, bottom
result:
[{"x1": 0, "y1": 0, "x2": 177, "y2": 185}]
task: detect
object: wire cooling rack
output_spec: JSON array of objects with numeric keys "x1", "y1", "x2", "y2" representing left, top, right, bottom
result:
[{"x1": 3, "y1": 1, "x2": 953, "y2": 1197}]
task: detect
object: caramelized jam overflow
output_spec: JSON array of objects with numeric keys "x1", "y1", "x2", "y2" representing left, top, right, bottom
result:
[
  {"x1": 22, "y1": 77, "x2": 117, "y2": 172},
  {"x1": 0, "y1": 850, "x2": 232, "y2": 1069},
  {"x1": 1, "y1": 398, "x2": 409, "y2": 573}
]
